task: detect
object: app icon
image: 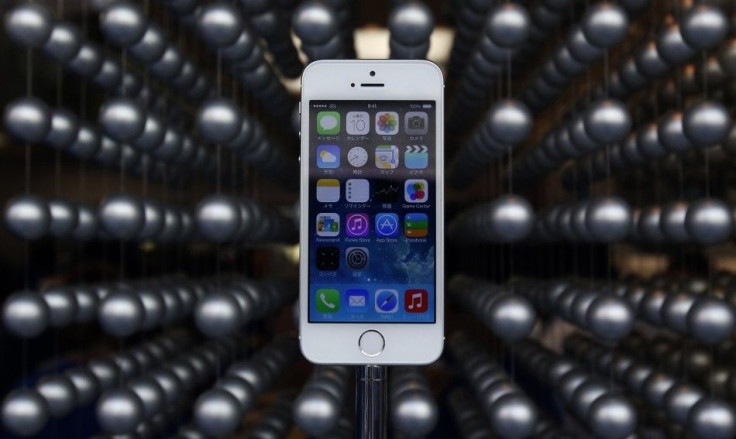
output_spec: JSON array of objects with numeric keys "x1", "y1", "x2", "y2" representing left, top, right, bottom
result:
[
  {"x1": 345, "y1": 213, "x2": 369, "y2": 237},
  {"x1": 316, "y1": 179, "x2": 340, "y2": 202},
  {"x1": 404, "y1": 213, "x2": 428, "y2": 238},
  {"x1": 375, "y1": 289, "x2": 399, "y2": 313},
  {"x1": 375, "y1": 213, "x2": 399, "y2": 237},
  {"x1": 375, "y1": 111, "x2": 399, "y2": 135},
  {"x1": 374, "y1": 180, "x2": 400, "y2": 203},
  {"x1": 404, "y1": 289, "x2": 428, "y2": 313},
  {"x1": 375, "y1": 145, "x2": 399, "y2": 169},
  {"x1": 316, "y1": 145, "x2": 340, "y2": 168},
  {"x1": 346, "y1": 111, "x2": 370, "y2": 135},
  {"x1": 346, "y1": 179, "x2": 369, "y2": 203},
  {"x1": 345, "y1": 247, "x2": 369, "y2": 269},
  {"x1": 317, "y1": 111, "x2": 340, "y2": 135},
  {"x1": 316, "y1": 247, "x2": 339, "y2": 270},
  {"x1": 316, "y1": 213, "x2": 340, "y2": 237},
  {"x1": 404, "y1": 179, "x2": 428, "y2": 203},
  {"x1": 345, "y1": 289, "x2": 368, "y2": 312},
  {"x1": 404, "y1": 145, "x2": 429, "y2": 169},
  {"x1": 347, "y1": 146, "x2": 368, "y2": 167},
  {"x1": 316, "y1": 288, "x2": 339, "y2": 312},
  {"x1": 404, "y1": 111, "x2": 429, "y2": 135}
]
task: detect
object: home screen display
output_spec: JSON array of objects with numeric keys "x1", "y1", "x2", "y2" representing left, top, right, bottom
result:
[{"x1": 308, "y1": 100, "x2": 436, "y2": 323}]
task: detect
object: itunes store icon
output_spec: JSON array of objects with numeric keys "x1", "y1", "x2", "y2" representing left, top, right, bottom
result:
[{"x1": 345, "y1": 213, "x2": 369, "y2": 237}]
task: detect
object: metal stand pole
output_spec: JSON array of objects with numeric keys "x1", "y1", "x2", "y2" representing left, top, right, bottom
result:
[{"x1": 357, "y1": 365, "x2": 388, "y2": 439}]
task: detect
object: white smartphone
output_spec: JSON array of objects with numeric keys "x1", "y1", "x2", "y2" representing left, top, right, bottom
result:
[{"x1": 299, "y1": 60, "x2": 444, "y2": 364}]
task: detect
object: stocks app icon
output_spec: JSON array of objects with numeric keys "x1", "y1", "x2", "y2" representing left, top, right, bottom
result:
[{"x1": 374, "y1": 180, "x2": 399, "y2": 203}]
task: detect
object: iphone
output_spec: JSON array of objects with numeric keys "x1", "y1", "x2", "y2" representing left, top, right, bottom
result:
[{"x1": 299, "y1": 60, "x2": 444, "y2": 364}]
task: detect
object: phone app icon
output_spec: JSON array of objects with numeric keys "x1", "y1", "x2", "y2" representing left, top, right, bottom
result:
[
  {"x1": 316, "y1": 145, "x2": 340, "y2": 168},
  {"x1": 404, "y1": 289, "x2": 428, "y2": 313},
  {"x1": 316, "y1": 213, "x2": 340, "y2": 237},
  {"x1": 316, "y1": 288, "x2": 339, "y2": 312},
  {"x1": 404, "y1": 111, "x2": 429, "y2": 135},
  {"x1": 404, "y1": 179, "x2": 428, "y2": 203},
  {"x1": 345, "y1": 213, "x2": 369, "y2": 237},
  {"x1": 316, "y1": 179, "x2": 340, "y2": 202},
  {"x1": 375, "y1": 289, "x2": 399, "y2": 313},
  {"x1": 375, "y1": 111, "x2": 399, "y2": 135},
  {"x1": 375, "y1": 145, "x2": 399, "y2": 169},
  {"x1": 317, "y1": 111, "x2": 340, "y2": 135},
  {"x1": 374, "y1": 180, "x2": 400, "y2": 203},
  {"x1": 345, "y1": 289, "x2": 369, "y2": 312},
  {"x1": 346, "y1": 111, "x2": 370, "y2": 135},
  {"x1": 404, "y1": 213, "x2": 428, "y2": 238},
  {"x1": 347, "y1": 146, "x2": 369, "y2": 167},
  {"x1": 345, "y1": 247, "x2": 369, "y2": 269},
  {"x1": 346, "y1": 179, "x2": 369, "y2": 203},
  {"x1": 404, "y1": 145, "x2": 429, "y2": 169},
  {"x1": 375, "y1": 213, "x2": 399, "y2": 237},
  {"x1": 316, "y1": 247, "x2": 339, "y2": 270}
]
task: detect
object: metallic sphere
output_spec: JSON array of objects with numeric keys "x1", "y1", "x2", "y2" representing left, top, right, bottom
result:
[
  {"x1": 1, "y1": 389, "x2": 49, "y2": 436},
  {"x1": 388, "y1": 1, "x2": 434, "y2": 46},
  {"x1": 41, "y1": 287, "x2": 78, "y2": 327},
  {"x1": 680, "y1": 5, "x2": 729, "y2": 50},
  {"x1": 657, "y1": 22, "x2": 695, "y2": 66},
  {"x1": 4, "y1": 97, "x2": 52, "y2": 143},
  {"x1": 4, "y1": 3, "x2": 53, "y2": 48},
  {"x1": 87, "y1": 358, "x2": 121, "y2": 391},
  {"x1": 635, "y1": 39, "x2": 669, "y2": 78},
  {"x1": 584, "y1": 100, "x2": 632, "y2": 144},
  {"x1": 193, "y1": 389, "x2": 242, "y2": 438},
  {"x1": 687, "y1": 298, "x2": 736, "y2": 344},
  {"x1": 44, "y1": 23, "x2": 82, "y2": 63},
  {"x1": 138, "y1": 287, "x2": 165, "y2": 330},
  {"x1": 99, "y1": 1, "x2": 147, "y2": 47},
  {"x1": 5, "y1": 195, "x2": 51, "y2": 240},
  {"x1": 587, "y1": 394, "x2": 637, "y2": 439},
  {"x1": 292, "y1": 1, "x2": 339, "y2": 46},
  {"x1": 662, "y1": 292, "x2": 697, "y2": 333},
  {"x1": 47, "y1": 197, "x2": 78, "y2": 238},
  {"x1": 643, "y1": 373, "x2": 676, "y2": 408},
  {"x1": 73, "y1": 205, "x2": 98, "y2": 241},
  {"x1": 64, "y1": 367, "x2": 100, "y2": 406},
  {"x1": 586, "y1": 296, "x2": 634, "y2": 341},
  {"x1": 582, "y1": 2, "x2": 629, "y2": 48},
  {"x1": 35, "y1": 374, "x2": 77, "y2": 418},
  {"x1": 683, "y1": 100, "x2": 731, "y2": 147},
  {"x1": 66, "y1": 43, "x2": 103, "y2": 77},
  {"x1": 127, "y1": 376, "x2": 165, "y2": 418},
  {"x1": 485, "y1": 100, "x2": 533, "y2": 145},
  {"x1": 2, "y1": 291, "x2": 49, "y2": 338},
  {"x1": 486, "y1": 195, "x2": 534, "y2": 243},
  {"x1": 46, "y1": 108, "x2": 80, "y2": 150},
  {"x1": 218, "y1": 376, "x2": 256, "y2": 412},
  {"x1": 567, "y1": 27, "x2": 602, "y2": 64},
  {"x1": 149, "y1": 46, "x2": 184, "y2": 78},
  {"x1": 195, "y1": 195, "x2": 241, "y2": 242},
  {"x1": 489, "y1": 393, "x2": 537, "y2": 439},
  {"x1": 96, "y1": 388, "x2": 145, "y2": 434},
  {"x1": 139, "y1": 200, "x2": 165, "y2": 241},
  {"x1": 134, "y1": 114, "x2": 166, "y2": 152},
  {"x1": 392, "y1": 388, "x2": 439, "y2": 436},
  {"x1": 586, "y1": 196, "x2": 631, "y2": 242},
  {"x1": 636, "y1": 122, "x2": 667, "y2": 159},
  {"x1": 129, "y1": 25, "x2": 166, "y2": 63},
  {"x1": 665, "y1": 384, "x2": 705, "y2": 424},
  {"x1": 99, "y1": 98, "x2": 146, "y2": 142},
  {"x1": 485, "y1": 3, "x2": 530, "y2": 48},
  {"x1": 687, "y1": 397, "x2": 736, "y2": 439},
  {"x1": 149, "y1": 368, "x2": 183, "y2": 406},
  {"x1": 660, "y1": 201, "x2": 690, "y2": 242},
  {"x1": 67, "y1": 123, "x2": 101, "y2": 160},
  {"x1": 685, "y1": 199, "x2": 732, "y2": 245},
  {"x1": 572, "y1": 380, "x2": 607, "y2": 418},
  {"x1": 486, "y1": 294, "x2": 536, "y2": 342},
  {"x1": 196, "y1": 99, "x2": 242, "y2": 144},
  {"x1": 194, "y1": 292, "x2": 243, "y2": 337},
  {"x1": 73, "y1": 286, "x2": 99, "y2": 323},
  {"x1": 98, "y1": 290, "x2": 145, "y2": 337},
  {"x1": 196, "y1": 3, "x2": 243, "y2": 47},
  {"x1": 294, "y1": 389, "x2": 340, "y2": 436},
  {"x1": 99, "y1": 193, "x2": 145, "y2": 240}
]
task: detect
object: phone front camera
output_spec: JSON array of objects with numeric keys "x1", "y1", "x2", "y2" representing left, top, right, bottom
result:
[
  {"x1": 351, "y1": 83, "x2": 355, "y2": 87},
  {"x1": 408, "y1": 115, "x2": 426, "y2": 130},
  {"x1": 370, "y1": 70, "x2": 375, "y2": 76}
]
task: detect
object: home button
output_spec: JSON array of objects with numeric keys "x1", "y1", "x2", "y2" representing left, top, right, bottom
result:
[{"x1": 358, "y1": 330, "x2": 384, "y2": 357}]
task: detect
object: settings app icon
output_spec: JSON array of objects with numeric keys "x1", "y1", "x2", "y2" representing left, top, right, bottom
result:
[{"x1": 345, "y1": 247, "x2": 369, "y2": 269}]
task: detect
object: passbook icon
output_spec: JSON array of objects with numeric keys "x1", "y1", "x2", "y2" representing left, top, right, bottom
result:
[{"x1": 346, "y1": 289, "x2": 368, "y2": 312}]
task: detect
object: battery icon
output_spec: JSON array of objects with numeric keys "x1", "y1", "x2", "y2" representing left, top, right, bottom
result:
[{"x1": 422, "y1": 104, "x2": 432, "y2": 108}]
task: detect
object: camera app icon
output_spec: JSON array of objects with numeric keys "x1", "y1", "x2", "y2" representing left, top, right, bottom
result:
[{"x1": 404, "y1": 112, "x2": 428, "y2": 135}]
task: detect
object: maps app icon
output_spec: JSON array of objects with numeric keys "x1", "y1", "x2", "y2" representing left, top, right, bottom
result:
[{"x1": 404, "y1": 145, "x2": 428, "y2": 169}]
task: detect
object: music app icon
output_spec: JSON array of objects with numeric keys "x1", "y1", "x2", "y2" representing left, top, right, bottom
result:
[
  {"x1": 345, "y1": 213, "x2": 370, "y2": 237},
  {"x1": 404, "y1": 289, "x2": 428, "y2": 313}
]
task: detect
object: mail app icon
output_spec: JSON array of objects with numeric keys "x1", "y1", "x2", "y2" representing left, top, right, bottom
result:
[{"x1": 345, "y1": 289, "x2": 369, "y2": 312}]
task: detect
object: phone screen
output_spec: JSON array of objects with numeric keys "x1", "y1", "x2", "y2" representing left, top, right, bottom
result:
[{"x1": 307, "y1": 100, "x2": 436, "y2": 323}]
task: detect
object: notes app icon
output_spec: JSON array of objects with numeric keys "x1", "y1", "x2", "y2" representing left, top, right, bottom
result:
[
  {"x1": 404, "y1": 289, "x2": 428, "y2": 313},
  {"x1": 375, "y1": 145, "x2": 399, "y2": 169},
  {"x1": 316, "y1": 179, "x2": 340, "y2": 202}
]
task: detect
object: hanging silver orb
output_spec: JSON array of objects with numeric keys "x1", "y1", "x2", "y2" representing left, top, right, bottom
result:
[
  {"x1": 636, "y1": 122, "x2": 667, "y2": 159},
  {"x1": 635, "y1": 39, "x2": 669, "y2": 78},
  {"x1": 687, "y1": 397, "x2": 736, "y2": 439},
  {"x1": 485, "y1": 3, "x2": 530, "y2": 48},
  {"x1": 139, "y1": 200, "x2": 164, "y2": 241},
  {"x1": 660, "y1": 201, "x2": 690, "y2": 242},
  {"x1": 485, "y1": 100, "x2": 533, "y2": 145},
  {"x1": 585, "y1": 196, "x2": 631, "y2": 242},
  {"x1": 294, "y1": 389, "x2": 340, "y2": 436},
  {"x1": 196, "y1": 3, "x2": 243, "y2": 47},
  {"x1": 685, "y1": 199, "x2": 732, "y2": 245},
  {"x1": 581, "y1": 2, "x2": 629, "y2": 48},
  {"x1": 87, "y1": 358, "x2": 120, "y2": 391},
  {"x1": 98, "y1": 290, "x2": 145, "y2": 337},
  {"x1": 47, "y1": 197, "x2": 78, "y2": 238},
  {"x1": 665, "y1": 384, "x2": 705, "y2": 424},
  {"x1": 680, "y1": 5, "x2": 728, "y2": 50},
  {"x1": 193, "y1": 389, "x2": 242, "y2": 438},
  {"x1": 4, "y1": 97, "x2": 52, "y2": 143},
  {"x1": 489, "y1": 393, "x2": 537, "y2": 439},
  {"x1": 149, "y1": 46, "x2": 184, "y2": 78},
  {"x1": 682, "y1": 100, "x2": 731, "y2": 147},
  {"x1": 64, "y1": 367, "x2": 100, "y2": 406},
  {"x1": 99, "y1": 98, "x2": 147, "y2": 143},
  {"x1": 138, "y1": 288, "x2": 164, "y2": 330},
  {"x1": 96, "y1": 388, "x2": 144, "y2": 434},
  {"x1": 66, "y1": 43, "x2": 104, "y2": 77},
  {"x1": 587, "y1": 394, "x2": 637, "y2": 439},
  {"x1": 2, "y1": 291, "x2": 49, "y2": 338},
  {"x1": 73, "y1": 204, "x2": 98, "y2": 241},
  {"x1": 35, "y1": 374, "x2": 77, "y2": 418},
  {"x1": 98, "y1": 193, "x2": 145, "y2": 240},
  {"x1": 486, "y1": 195, "x2": 534, "y2": 243},
  {"x1": 4, "y1": 3, "x2": 53, "y2": 48},
  {"x1": 67, "y1": 123, "x2": 101, "y2": 160},
  {"x1": 44, "y1": 22, "x2": 82, "y2": 63},
  {"x1": 486, "y1": 294, "x2": 536, "y2": 342},
  {"x1": 45, "y1": 108, "x2": 80, "y2": 150},
  {"x1": 567, "y1": 27, "x2": 602, "y2": 64},
  {"x1": 662, "y1": 292, "x2": 697, "y2": 333},
  {"x1": 41, "y1": 287, "x2": 77, "y2": 327},
  {"x1": 195, "y1": 195, "x2": 241, "y2": 243},
  {"x1": 218, "y1": 376, "x2": 256, "y2": 413},
  {"x1": 643, "y1": 373, "x2": 676, "y2": 408},
  {"x1": 5, "y1": 195, "x2": 51, "y2": 240},
  {"x1": 134, "y1": 114, "x2": 166, "y2": 152},
  {"x1": 196, "y1": 99, "x2": 242, "y2": 144},
  {"x1": 129, "y1": 24, "x2": 166, "y2": 62},
  {"x1": 687, "y1": 298, "x2": 735, "y2": 344},
  {"x1": 127, "y1": 376, "x2": 165, "y2": 418},
  {"x1": 292, "y1": 1, "x2": 339, "y2": 46},
  {"x1": 194, "y1": 292, "x2": 243, "y2": 337},
  {"x1": 99, "y1": 1, "x2": 146, "y2": 47},
  {"x1": 658, "y1": 111, "x2": 692, "y2": 153},
  {"x1": 1, "y1": 389, "x2": 49, "y2": 436},
  {"x1": 73, "y1": 286, "x2": 99, "y2": 323},
  {"x1": 584, "y1": 100, "x2": 632, "y2": 144},
  {"x1": 586, "y1": 295, "x2": 634, "y2": 341},
  {"x1": 388, "y1": 1, "x2": 434, "y2": 46},
  {"x1": 657, "y1": 22, "x2": 695, "y2": 66}
]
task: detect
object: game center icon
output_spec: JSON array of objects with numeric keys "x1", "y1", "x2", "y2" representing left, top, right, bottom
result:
[{"x1": 404, "y1": 179, "x2": 428, "y2": 203}]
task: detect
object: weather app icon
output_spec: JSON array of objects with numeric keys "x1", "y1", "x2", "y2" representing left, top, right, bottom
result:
[
  {"x1": 375, "y1": 213, "x2": 399, "y2": 237},
  {"x1": 316, "y1": 145, "x2": 340, "y2": 168}
]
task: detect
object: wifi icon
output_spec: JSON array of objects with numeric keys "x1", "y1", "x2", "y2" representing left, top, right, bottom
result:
[{"x1": 404, "y1": 144, "x2": 428, "y2": 169}]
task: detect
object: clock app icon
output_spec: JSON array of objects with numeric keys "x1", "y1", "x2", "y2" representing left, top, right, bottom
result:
[{"x1": 347, "y1": 146, "x2": 368, "y2": 167}]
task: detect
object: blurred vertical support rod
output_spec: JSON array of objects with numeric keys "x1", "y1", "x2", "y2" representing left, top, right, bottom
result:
[{"x1": 357, "y1": 365, "x2": 387, "y2": 439}]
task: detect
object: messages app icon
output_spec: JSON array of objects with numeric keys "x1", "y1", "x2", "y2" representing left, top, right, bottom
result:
[
  {"x1": 316, "y1": 145, "x2": 340, "y2": 168},
  {"x1": 317, "y1": 111, "x2": 340, "y2": 135}
]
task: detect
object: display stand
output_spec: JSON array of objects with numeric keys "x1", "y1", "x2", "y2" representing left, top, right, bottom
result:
[{"x1": 357, "y1": 365, "x2": 388, "y2": 439}]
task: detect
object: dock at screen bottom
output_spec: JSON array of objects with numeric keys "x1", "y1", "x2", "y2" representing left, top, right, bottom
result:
[{"x1": 309, "y1": 284, "x2": 435, "y2": 323}]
